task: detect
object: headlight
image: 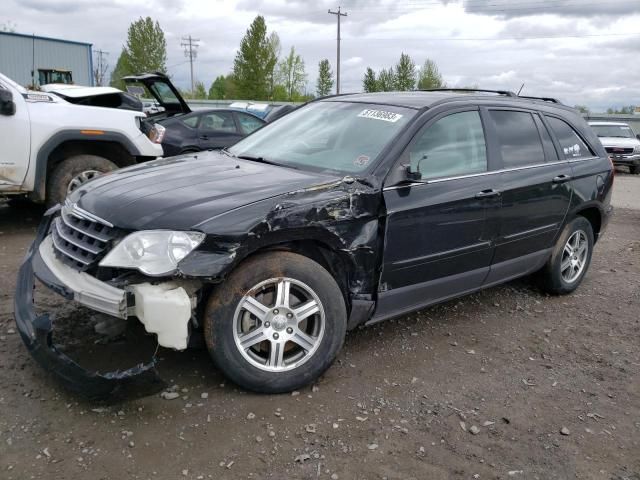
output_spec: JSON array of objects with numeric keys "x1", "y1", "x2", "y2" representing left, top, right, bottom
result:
[
  {"x1": 99, "y1": 231, "x2": 205, "y2": 276},
  {"x1": 634, "y1": 145, "x2": 640, "y2": 153}
]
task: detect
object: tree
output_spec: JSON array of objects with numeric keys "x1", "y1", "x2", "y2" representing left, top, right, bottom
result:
[
  {"x1": 316, "y1": 59, "x2": 334, "y2": 97},
  {"x1": 193, "y1": 81, "x2": 207, "y2": 99},
  {"x1": 125, "y1": 17, "x2": 167, "y2": 74},
  {"x1": 377, "y1": 67, "x2": 396, "y2": 92},
  {"x1": 362, "y1": 67, "x2": 378, "y2": 93},
  {"x1": 233, "y1": 16, "x2": 276, "y2": 100},
  {"x1": 574, "y1": 105, "x2": 590, "y2": 114},
  {"x1": 276, "y1": 46, "x2": 307, "y2": 101},
  {"x1": 266, "y1": 32, "x2": 281, "y2": 99},
  {"x1": 110, "y1": 48, "x2": 131, "y2": 89},
  {"x1": 208, "y1": 75, "x2": 227, "y2": 99},
  {"x1": 109, "y1": 18, "x2": 167, "y2": 89},
  {"x1": 394, "y1": 53, "x2": 416, "y2": 91},
  {"x1": 417, "y1": 59, "x2": 445, "y2": 90}
]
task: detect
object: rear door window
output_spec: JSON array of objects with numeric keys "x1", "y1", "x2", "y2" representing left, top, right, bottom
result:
[
  {"x1": 545, "y1": 116, "x2": 594, "y2": 159},
  {"x1": 488, "y1": 110, "x2": 545, "y2": 168},
  {"x1": 407, "y1": 110, "x2": 487, "y2": 180},
  {"x1": 200, "y1": 111, "x2": 237, "y2": 133},
  {"x1": 235, "y1": 113, "x2": 264, "y2": 134},
  {"x1": 182, "y1": 115, "x2": 199, "y2": 128}
]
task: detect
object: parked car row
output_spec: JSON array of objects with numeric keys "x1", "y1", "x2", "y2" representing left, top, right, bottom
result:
[
  {"x1": 13, "y1": 88, "x2": 614, "y2": 399},
  {"x1": 0, "y1": 71, "x2": 293, "y2": 206}
]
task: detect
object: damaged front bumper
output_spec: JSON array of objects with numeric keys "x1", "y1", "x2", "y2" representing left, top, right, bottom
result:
[{"x1": 13, "y1": 209, "x2": 188, "y2": 401}]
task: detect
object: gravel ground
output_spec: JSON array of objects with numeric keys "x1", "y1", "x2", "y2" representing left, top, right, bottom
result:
[{"x1": 0, "y1": 173, "x2": 638, "y2": 480}]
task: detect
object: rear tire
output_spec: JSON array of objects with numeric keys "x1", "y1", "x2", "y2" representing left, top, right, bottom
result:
[
  {"x1": 538, "y1": 217, "x2": 594, "y2": 295},
  {"x1": 203, "y1": 251, "x2": 347, "y2": 393},
  {"x1": 46, "y1": 154, "x2": 117, "y2": 207}
]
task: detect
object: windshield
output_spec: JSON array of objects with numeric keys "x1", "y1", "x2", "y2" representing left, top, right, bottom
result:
[
  {"x1": 591, "y1": 124, "x2": 636, "y2": 138},
  {"x1": 228, "y1": 101, "x2": 416, "y2": 174}
]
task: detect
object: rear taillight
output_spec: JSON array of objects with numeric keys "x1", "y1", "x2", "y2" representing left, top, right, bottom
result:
[{"x1": 148, "y1": 124, "x2": 166, "y2": 144}]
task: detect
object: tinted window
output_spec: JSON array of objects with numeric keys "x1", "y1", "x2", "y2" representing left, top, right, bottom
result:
[
  {"x1": 489, "y1": 110, "x2": 544, "y2": 168},
  {"x1": 182, "y1": 116, "x2": 199, "y2": 128},
  {"x1": 200, "y1": 111, "x2": 236, "y2": 133},
  {"x1": 535, "y1": 116, "x2": 559, "y2": 162},
  {"x1": 546, "y1": 116, "x2": 594, "y2": 159},
  {"x1": 408, "y1": 111, "x2": 487, "y2": 180},
  {"x1": 236, "y1": 113, "x2": 264, "y2": 134}
]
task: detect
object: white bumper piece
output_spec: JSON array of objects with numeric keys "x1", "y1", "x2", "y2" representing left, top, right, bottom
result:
[{"x1": 129, "y1": 283, "x2": 192, "y2": 350}]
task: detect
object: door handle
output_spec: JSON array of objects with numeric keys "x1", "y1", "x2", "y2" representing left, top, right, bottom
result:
[
  {"x1": 475, "y1": 189, "x2": 501, "y2": 199},
  {"x1": 552, "y1": 174, "x2": 572, "y2": 184},
  {"x1": 199, "y1": 135, "x2": 209, "y2": 140}
]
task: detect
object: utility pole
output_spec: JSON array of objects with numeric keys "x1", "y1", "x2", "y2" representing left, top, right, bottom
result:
[
  {"x1": 92, "y1": 49, "x2": 109, "y2": 86},
  {"x1": 328, "y1": 6, "x2": 347, "y2": 94},
  {"x1": 181, "y1": 35, "x2": 200, "y2": 93}
]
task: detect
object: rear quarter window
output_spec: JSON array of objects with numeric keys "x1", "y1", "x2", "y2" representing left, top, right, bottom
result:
[
  {"x1": 488, "y1": 110, "x2": 545, "y2": 168},
  {"x1": 545, "y1": 116, "x2": 594, "y2": 159},
  {"x1": 182, "y1": 116, "x2": 199, "y2": 128}
]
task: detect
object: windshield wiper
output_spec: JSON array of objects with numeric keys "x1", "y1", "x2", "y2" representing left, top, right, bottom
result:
[
  {"x1": 220, "y1": 148, "x2": 235, "y2": 157},
  {"x1": 236, "y1": 154, "x2": 283, "y2": 167}
]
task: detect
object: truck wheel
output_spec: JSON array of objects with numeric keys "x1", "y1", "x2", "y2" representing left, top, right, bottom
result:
[
  {"x1": 630, "y1": 165, "x2": 639, "y2": 175},
  {"x1": 538, "y1": 217, "x2": 594, "y2": 295},
  {"x1": 203, "y1": 251, "x2": 347, "y2": 393},
  {"x1": 46, "y1": 155, "x2": 117, "y2": 207}
]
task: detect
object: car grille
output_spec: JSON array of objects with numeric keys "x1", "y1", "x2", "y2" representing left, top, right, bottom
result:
[
  {"x1": 605, "y1": 147, "x2": 634, "y2": 155},
  {"x1": 51, "y1": 206, "x2": 121, "y2": 271}
]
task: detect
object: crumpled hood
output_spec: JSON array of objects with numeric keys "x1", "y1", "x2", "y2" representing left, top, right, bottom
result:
[
  {"x1": 597, "y1": 136, "x2": 640, "y2": 149},
  {"x1": 72, "y1": 151, "x2": 340, "y2": 231}
]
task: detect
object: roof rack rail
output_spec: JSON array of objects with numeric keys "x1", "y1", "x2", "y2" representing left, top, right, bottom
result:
[
  {"x1": 420, "y1": 88, "x2": 517, "y2": 97},
  {"x1": 517, "y1": 95, "x2": 562, "y2": 104}
]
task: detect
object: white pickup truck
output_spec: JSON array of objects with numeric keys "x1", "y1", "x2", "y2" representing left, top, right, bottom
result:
[{"x1": 0, "y1": 72, "x2": 163, "y2": 206}]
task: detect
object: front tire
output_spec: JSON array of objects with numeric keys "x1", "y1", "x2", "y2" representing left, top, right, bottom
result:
[
  {"x1": 46, "y1": 154, "x2": 117, "y2": 207},
  {"x1": 203, "y1": 251, "x2": 347, "y2": 393},
  {"x1": 539, "y1": 217, "x2": 594, "y2": 295}
]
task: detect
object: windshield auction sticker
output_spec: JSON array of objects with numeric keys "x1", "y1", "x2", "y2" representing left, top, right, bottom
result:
[{"x1": 358, "y1": 109, "x2": 403, "y2": 123}]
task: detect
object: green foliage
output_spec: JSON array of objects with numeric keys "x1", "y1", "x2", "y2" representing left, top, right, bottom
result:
[
  {"x1": 606, "y1": 105, "x2": 636, "y2": 114},
  {"x1": 417, "y1": 59, "x2": 445, "y2": 90},
  {"x1": 276, "y1": 46, "x2": 307, "y2": 101},
  {"x1": 316, "y1": 59, "x2": 334, "y2": 97},
  {"x1": 574, "y1": 105, "x2": 590, "y2": 114},
  {"x1": 266, "y1": 32, "x2": 281, "y2": 99},
  {"x1": 110, "y1": 48, "x2": 131, "y2": 89},
  {"x1": 208, "y1": 75, "x2": 227, "y2": 99},
  {"x1": 394, "y1": 53, "x2": 416, "y2": 91},
  {"x1": 362, "y1": 67, "x2": 378, "y2": 93},
  {"x1": 232, "y1": 15, "x2": 277, "y2": 100},
  {"x1": 109, "y1": 17, "x2": 167, "y2": 89},
  {"x1": 193, "y1": 81, "x2": 207, "y2": 99},
  {"x1": 377, "y1": 68, "x2": 396, "y2": 92}
]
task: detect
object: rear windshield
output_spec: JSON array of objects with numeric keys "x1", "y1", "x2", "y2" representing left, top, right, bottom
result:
[
  {"x1": 591, "y1": 124, "x2": 635, "y2": 139},
  {"x1": 228, "y1": 101, "x2": 416, "y2": 174}
]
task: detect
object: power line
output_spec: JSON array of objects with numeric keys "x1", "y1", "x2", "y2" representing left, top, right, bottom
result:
[
  {"x1": 328, "y1": 6, "x2": 348, "y2": 95},
  {"x1": 181, "y1": 35, "x2": 200, "y2": 93},
  {"x1": 92, "y1": 49, "x2": 109, "y2": 86}
]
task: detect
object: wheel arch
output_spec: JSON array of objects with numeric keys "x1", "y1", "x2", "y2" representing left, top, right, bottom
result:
[
  {"x1": 32, "y1": 131, "x2": 142, "y2": 202},
  {"x1": 574, "y1": 205, "x2": 603, "y2": 243}
]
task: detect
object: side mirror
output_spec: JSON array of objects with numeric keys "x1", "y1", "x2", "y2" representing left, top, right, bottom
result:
[
  {"x1": 0, "y1": 89, "x2": 16, "y2": 116},
  {"x1": 636, "y1": 134, "x2": 640, "y2": 141},
  {"x1": 405, "y1": 164, "x2": 422, "y2": 182}
]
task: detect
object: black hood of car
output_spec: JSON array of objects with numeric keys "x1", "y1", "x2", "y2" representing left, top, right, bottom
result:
[{"x1": 72, "y1": 151, "x2": 341, "y2": 232}]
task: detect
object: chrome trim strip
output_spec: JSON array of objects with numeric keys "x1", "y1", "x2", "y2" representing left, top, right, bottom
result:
[
  {"x1": 54, "y1": 218, "x2": 102, "y2": 255},
  {"x1": 502, "y1": 223, "x2": 559, "y2": 241},
  {"x1": 383, "y1": 157, "x2": 601, "y2": 191},
  {"x1": 50, "y1": 231, "x2": 91, "y2": 265},
  {"x1": 60, "y1": 210, "x2": 111, "y2": 243},
  {"x1": 63, "y1": 199, "x2": 113, "y2": 228}
]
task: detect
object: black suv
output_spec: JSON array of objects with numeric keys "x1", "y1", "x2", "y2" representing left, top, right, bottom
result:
[{"x1": 15, "y1": 89, "x2": 614, "y2": 399}]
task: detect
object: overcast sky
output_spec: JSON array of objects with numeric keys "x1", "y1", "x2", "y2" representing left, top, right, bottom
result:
[{"x1": 3, "y1": 0, "x2": 640, "y2": 111}]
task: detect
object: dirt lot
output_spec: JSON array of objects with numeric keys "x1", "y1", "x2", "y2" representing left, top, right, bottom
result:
[{"x1": 1, "y1": 174, "x2": 638, "y2": 480}]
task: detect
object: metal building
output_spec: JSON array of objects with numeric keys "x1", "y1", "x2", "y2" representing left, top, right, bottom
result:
[{"x1": 0, "y1": 31, "x2": 93, "y2": 88}]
